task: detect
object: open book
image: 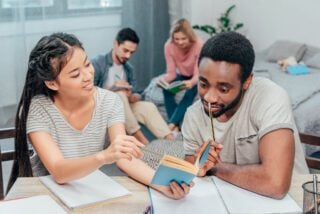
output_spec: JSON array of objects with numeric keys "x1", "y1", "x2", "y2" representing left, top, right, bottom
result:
[
  {"x1": 157, "y1": 79, "x2": 186, "y2": 94},
  {"x1": 149, "y1": 177, "x2": 302, "y2": 214},
  {"x1": 40, "y1": 170, "x2": 131, "y2": 209},
  {"x1": 151, "y1": 141, "x2": 211, "y2": 186}
]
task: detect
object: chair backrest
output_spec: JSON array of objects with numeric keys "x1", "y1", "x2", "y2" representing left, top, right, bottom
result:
[
  {"x1": 299, "y1": 132, "x2": 320, "y2": 170},
  {"x1": 0, "y1": 127, "x2": 15, "y2": 199}
]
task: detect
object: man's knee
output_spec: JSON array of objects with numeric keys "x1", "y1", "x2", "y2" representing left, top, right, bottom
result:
[
  {"x1": 142, "y1": 101, "x2": 158, "y2": 112},
  {"x1": 133, "y1": 101, "x2": 158, "y2": 115}
]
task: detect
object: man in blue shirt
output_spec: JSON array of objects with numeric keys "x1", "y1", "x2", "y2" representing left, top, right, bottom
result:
[{"x1": 92, "y1": 28, "x2": 174, "y2": 144}]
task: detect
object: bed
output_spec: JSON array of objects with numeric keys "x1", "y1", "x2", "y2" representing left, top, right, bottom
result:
[{"x1": 253, "y1": 40, "x2": 320, "y2": 139}]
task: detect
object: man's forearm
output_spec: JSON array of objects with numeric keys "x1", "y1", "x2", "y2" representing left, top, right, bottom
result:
[{"x1": 209, "y1": 162, "x2": 291, "y2": 199}]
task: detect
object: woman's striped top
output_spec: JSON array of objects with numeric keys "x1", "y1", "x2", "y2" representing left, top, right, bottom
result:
[{"x1": 26, "y1": 87, "x2": 124, "y2": 176}]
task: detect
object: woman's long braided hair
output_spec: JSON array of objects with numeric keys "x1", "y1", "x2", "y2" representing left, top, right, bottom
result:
[{"x1": 7, "y1": 32, "x2": 83, "y2": 192}]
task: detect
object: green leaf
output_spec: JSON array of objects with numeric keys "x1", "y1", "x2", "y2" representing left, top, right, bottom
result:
[
  {"x1": 233, "y1": 23, "x2": 244, "y2": 31},
  {"x1": 193, "y1": 4, "x2": 243, "y2": 36},
  {"x1": 225, "y1": 5, "x2": 236, "y2": 17},
  {"x1": 193, "y1": 25, "x2": 216, "y2": 36},
  {"x1": 220, "y1": 17, "x2": 229, "y2": 28},
  {"x1": 203, "y1": 25, "x2": 216, "y2": 35},
  {"x1": 206, "y1": 25, "x2": 217, "y2": 33}
]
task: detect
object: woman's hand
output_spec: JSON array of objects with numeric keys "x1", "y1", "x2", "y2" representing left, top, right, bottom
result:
[
  {"x1": 97, "y1": 135, "x2": 145, "y2": 164},
  {"x1": 197, "y1": 140, "x2": 223, "y2": 177},
  {"x1": 154, "y1": 181, "x2": 194, "y2": 200},
  {"x1": 182, "y1": 80, "x2": 193, "y2": 89}
]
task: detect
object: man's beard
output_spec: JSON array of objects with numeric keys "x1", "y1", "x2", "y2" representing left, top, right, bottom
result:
[
  {"x1": 205, "y1": 87, "x2": 244, "y2": 118},
  {"x1": 116, "y1": 54, "x2": 128, "y2": 64}
]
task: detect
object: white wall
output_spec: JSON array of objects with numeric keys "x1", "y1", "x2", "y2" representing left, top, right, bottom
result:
[
  {"x1": 0, "y1": 12, "x2": 121, "y2": 107},
  {"x1": 187, "y1": 0, "x2": 320, "y2": 51}
]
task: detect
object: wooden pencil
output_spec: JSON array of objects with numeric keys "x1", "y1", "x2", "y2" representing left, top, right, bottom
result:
[{"x1": 208, "y1": 102, "x2": 216, "y2": 141}]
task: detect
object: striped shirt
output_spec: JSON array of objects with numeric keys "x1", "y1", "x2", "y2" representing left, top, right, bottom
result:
[{"x1": 26, "y1": 87, "x2": 124, "y2": 176}]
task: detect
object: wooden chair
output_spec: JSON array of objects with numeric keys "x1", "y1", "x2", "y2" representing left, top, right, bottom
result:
[
  {"x1": 299, "y1": 132, "x2": 320, "y2": 170},
  {"x1": 0, "y1": 127, "x2": 15, "y2": 199}
]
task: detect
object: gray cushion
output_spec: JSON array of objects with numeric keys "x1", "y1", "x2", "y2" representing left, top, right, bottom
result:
[
  {"x1": 143, "y1": 75, "x2": 164, "y2": 105},
  {"x1": 301, "y1": 45, "x2": 320, "y2": 62},
  {"x1": 305, "y1": 52, "x2": 320, "y2": 69},
  {"x1": 266, "y1": 40, "x2": 307, "y2": 62}
]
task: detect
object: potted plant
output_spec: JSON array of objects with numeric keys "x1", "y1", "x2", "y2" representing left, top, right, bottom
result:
[{"x1": 193, "y1": 4, "x2": 244, "y2": 37}]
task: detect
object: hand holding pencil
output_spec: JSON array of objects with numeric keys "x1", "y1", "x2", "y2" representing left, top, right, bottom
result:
[
  {"x1": 196, "y1": 102, "x2": 223, "y2": 176},
  {"x1": 196, "y1": 139, "x2": 222, "y2": 176}
]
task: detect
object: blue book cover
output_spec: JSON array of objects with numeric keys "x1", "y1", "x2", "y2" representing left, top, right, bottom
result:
[
  {"x1": 151, "y1": 141, "x2": 211, "y2": 186},
  {"x1": 151, "y1": 165, "x2": 196, "y2": 186}
]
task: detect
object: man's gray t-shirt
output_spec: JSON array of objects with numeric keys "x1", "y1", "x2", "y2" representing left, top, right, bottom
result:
[
  {"x1": 182, "y1": 77, "x2": 308, "y2": 174},
  {"x1": 27, "y1": 88, "x2": 124, "y2": 176}
]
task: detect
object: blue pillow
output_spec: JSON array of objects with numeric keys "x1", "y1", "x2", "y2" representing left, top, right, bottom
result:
[{"x1": 287, "y1": 64, "x2": 310, "y2": 75}]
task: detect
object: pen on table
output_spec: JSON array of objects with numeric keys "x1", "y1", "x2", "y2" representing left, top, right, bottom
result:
[
  {"x1": 208, "y1": 102, "x2": 216, "y2": 142},
  {"x1": 314, "y1": 174, "x2": 319, "y2": 214},
  {"x1": 143, "y1": 204, "x2": 152, "y2": 214}
]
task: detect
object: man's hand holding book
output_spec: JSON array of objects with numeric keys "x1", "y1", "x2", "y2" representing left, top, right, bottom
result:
[{"x1": 196, "y1": 140, "x2": 223, "y2": 177}]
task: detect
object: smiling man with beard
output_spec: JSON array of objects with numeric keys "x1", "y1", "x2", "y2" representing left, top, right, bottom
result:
[{"x1": 182, "y1": 32, "x2": 308, "y2": 199}]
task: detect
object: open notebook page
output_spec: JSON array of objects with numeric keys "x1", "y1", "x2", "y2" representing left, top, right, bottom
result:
[
  {"x1": 211, "y1": 176, "x2": 302, "y2": 214},
  {"x1": 0, "y1": 195, "x2": 66, "y2": 214},
  {"x1": 149, "y1": 177, "x2": 228, "y2": 214},
  {"x1": 40, "y1": 170, "x2": 131, "y2": 208}
]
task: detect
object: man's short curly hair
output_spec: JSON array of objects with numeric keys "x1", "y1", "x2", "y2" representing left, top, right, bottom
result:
[{"x1": 199, "y1": 32, "x2": 255, "y2": 83}]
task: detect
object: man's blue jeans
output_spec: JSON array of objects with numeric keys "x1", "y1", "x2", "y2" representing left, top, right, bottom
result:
[{"x1": 163, "y1": 74, "x2": 197, "y2": 127}]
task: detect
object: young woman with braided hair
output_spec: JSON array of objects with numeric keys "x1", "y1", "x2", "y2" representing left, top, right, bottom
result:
[{"x1": 8, "y1": 32, "x2": 191, "y2": 199}]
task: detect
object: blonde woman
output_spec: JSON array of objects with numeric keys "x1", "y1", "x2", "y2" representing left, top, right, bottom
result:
[{"x1": 160, "y1": 18, "x2": 203, "y2": 131}]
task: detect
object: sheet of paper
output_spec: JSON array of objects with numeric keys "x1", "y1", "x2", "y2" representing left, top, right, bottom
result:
[
  {"x1": 40, "y1": 170, "x2": 131, "y2": 208},
  {"x1": 211, "y1": 176, "x2": 302, "y2": 214},
  {"x1": 149, "y1": 177, "x2": 228, "y2": 214},
  {"x1": 0, "y1": 195, "x2": 66, "y2": 214}
]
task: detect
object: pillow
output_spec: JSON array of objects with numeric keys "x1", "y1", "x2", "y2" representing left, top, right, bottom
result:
[
  {"x1": 266, "y1": 40, "x2": 307, "y2": 62},
  {"x1": 301, "y1": 45, "x2": 320, "y2": 62},
  {"x1": 142, "y1": 75, "x2": 164, "y2": 105},
  {"x1": 305, "y1": 52, "x2": 320, "y2": 69}
]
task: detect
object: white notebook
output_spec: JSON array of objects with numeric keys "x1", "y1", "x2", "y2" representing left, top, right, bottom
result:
[
  {"x1": 212, "y1": 176, "x2": 302, "y2": 214},
  {"x1": 149, "y1": 177, "x2": 228, "y2": 214},
  {"x1": 40, "y1": 170, "x2": 131, "y2": 208},
  {"x1": 149, "y1": 176, "x2": 302, "y2": 214},
  {"x1": 0, "y1": 195, "x2": 66, "y2": 214}
]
